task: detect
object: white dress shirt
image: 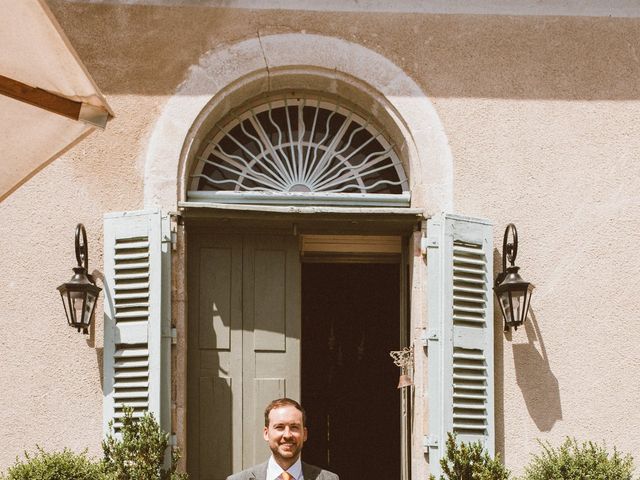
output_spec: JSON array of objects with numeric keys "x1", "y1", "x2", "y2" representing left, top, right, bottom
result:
[{"x1": 266, "y1": 455, "x2": 304, "y2": 480}]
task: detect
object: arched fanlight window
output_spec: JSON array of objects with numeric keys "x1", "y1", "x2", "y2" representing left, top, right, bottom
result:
[{"x1": 188, "y1": 94, "x2": 410, "y2": 207}]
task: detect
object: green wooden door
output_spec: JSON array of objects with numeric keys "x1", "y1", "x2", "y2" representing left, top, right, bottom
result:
[{"x1": 187, "y1": 233, "x2": 301, "y2": 480}]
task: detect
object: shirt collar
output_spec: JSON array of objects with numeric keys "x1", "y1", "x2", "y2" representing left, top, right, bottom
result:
[{"x1": 266, "y1": 455, "x2": 303, "y2": 480}]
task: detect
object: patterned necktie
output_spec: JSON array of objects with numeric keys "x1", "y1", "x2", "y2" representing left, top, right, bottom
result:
[{"x1": 281, "y1": 472, "x2": 293, "y2": 480}]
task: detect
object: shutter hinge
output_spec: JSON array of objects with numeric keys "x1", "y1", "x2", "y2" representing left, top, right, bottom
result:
[
  {"x1": 171, "y1": 229, "x2": 177, "y2": 251},
  {"x1": 170, "y1": 434, "x2": 178, "y2": 448},
  {"x1": 162, "y1": 328, "x2": 177, "y2": 344},
  {"x1": 420, "y1": 219, "x2": 439, "y2": 256},
  {"x1": 422, "y1": 329, "x2": 439, "y2": 349},
  {"x1": 424, "y1": 434, "x2": 439, "y2": 451},
  {"x1": 421, "y1": 235, "x2": 439, "y2": 255},
  {"x1": 167, "y1": 212, "x2": 181, "y2": 251}
]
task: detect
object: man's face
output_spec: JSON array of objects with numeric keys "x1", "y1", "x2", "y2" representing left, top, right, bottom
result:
[{"x1": 263, "y1": 405, "x2": 308, "y2": 467}]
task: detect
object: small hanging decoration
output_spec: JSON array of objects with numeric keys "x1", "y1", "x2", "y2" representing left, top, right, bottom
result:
[{"x1": 390, "y1": 346, "x2": 414, "y2": 389}]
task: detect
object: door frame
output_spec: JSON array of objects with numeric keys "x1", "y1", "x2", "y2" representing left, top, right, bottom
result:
[{"x1": 173, "y1": 205, "x2": 424, "y2": 478}]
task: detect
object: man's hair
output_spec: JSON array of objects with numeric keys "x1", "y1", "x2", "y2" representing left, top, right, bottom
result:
[{"x1": 264, "y1": 398, "x2": 307, "y2": 427}]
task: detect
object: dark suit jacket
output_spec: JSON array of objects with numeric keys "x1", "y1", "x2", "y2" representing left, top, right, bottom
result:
[{"x1": 226, "y1": 461, "x2": 339, "y2": 480}]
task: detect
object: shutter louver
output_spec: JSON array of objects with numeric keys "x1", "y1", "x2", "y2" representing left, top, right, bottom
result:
[
  {"x1": 113, "y1": 345, "x2": 150, "y2": 429},
  {"x1": 103, "y1": 210, "x2": 171, "y2": 436},
  {"x1": 452, "y1": 240, "x2": 490, "y2": 441},
  {"x1": 112, "y1": 236, "x2": 151, "y2": 431},
  {"x1": 453, "y1": 242, "x2": 487, "y2": 328},
  {"x1": 452, "y1": 347, "x2": 488, "y2": 437},
  {"x1": 426, "y1": 214, "x2": 494, "y2": 478}
]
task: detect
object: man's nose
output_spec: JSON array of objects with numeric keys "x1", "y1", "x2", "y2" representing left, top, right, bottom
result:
[{"x1": 283, "y1": 427, "x2": 293, "y2": 438}]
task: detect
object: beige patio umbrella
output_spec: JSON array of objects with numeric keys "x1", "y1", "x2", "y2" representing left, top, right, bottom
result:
[{"x1": 0, "y1": 0, "x2": 113, "y2": 201}]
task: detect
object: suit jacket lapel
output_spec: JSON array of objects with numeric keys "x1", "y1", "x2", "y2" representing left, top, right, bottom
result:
[
  {"x1": 253, "y1": 461, "x2": 268, "y2": 480},
  {"x1": 301, "y1": 462, "x2": 320, "y2": 480}
]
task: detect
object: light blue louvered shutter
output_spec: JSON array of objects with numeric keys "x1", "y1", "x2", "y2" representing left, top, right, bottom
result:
[
  {"x1": 103, "y1": 210, "x2": 172, "y2": 436},
  {"x1": 426, "y1": 214, "x2": 494, "y2": 477}
]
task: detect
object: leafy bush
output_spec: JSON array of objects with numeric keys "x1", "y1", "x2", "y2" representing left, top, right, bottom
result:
[
  {"x1": 102, "y1": 408, "x2": 187, "y2": 480},
  {"x1": 522, "y1": 437, "x2": 634, "y2": 480},
  {"x1": 430, "y1": 433, "x2": 511, "y2": 480},
  {"x1": 1, "y1": 446, "x2": 105, "y2": 480}
]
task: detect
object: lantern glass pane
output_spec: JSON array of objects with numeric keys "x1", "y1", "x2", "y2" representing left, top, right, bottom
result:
[
  {"x1": 60, "y1": 291, "x2": 72, "y2": 326},
  {"x1": 497, "y1": 294, "x2": 509, "y2": 324},
  {"x1": 67, "y1": 292, "x2": 79, "y2": 326},
  {"x1": 511, "y1": 289, "x2": 527, "y2": 325},
  {"x1": 499, "y1": 291, "x2": 515, "y2": 325},
  {"x1": 521, "y1": 285, "x2": 533, "y2": 323},
  {"x1": 84, "y1": 292, "x2": 97, "y2": 326},
  {"x1": 70, "y1": 291, "x2": 85, "y2": 326}
]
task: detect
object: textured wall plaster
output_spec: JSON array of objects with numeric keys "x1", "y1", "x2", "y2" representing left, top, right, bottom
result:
[
  {"x1": 0, "y1": 92, "x2": 159, "y2": 467},
  {"x1": 442, "y1": 97, "x2": 640, "y2": 469},
  {"x1": 66, "y1": 0, "x2": 640, "y2": 18},
  {"x1": 1, "y1": 2, "x2": 639, "y2": 476}
]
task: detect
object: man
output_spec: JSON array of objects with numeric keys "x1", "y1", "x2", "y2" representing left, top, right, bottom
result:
[{"x1": 227, "y1": 398, "x2": 339, "y2": 480}]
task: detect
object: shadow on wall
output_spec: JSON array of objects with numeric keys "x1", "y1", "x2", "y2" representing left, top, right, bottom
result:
[
  {"x1": 47, "y1": 0, "x2": 640, "y2": 101},
  {"x1": 96, "y1": 348, "x2": 104, "y2": 390},
  {"x1": 494, "y1": 249, "x2": 561, "y2": 459},
  {"x1": 510, "y1": 310, "x2": 562, "y2": 432},
  {"x1": 493, "y1": 249, "x2": 507, "y2": 459},
  {"x1": 493, "y1": 281, "x2": 506, "y2": 458},
  {"x1": 91, "y1": 269, "x2": 106, "y2": 389}
]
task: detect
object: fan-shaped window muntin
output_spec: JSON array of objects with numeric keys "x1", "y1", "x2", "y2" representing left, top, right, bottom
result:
[{"x1": 188, "y1": 95, "x2": 410, "y2": 206}]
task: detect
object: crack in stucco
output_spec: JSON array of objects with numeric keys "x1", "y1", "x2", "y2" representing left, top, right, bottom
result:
[{"x1": 256, "y1": 29, "x2": 271, "y2": 90}]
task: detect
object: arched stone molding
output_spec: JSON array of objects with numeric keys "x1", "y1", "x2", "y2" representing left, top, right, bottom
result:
[{"x1": 143, "y1": 33, "x2": 453, "y2": 213}]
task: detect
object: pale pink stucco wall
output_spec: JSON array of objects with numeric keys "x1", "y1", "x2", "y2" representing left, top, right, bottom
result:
[{"x1": 1, "y1": 2, "x2": 639, "y2": 475}]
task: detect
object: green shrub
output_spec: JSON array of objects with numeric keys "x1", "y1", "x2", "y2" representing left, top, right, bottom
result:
[
  {"x1": 1, "y1": 446, "x2": 105, "y2": 480},
  {"x1": 102, "y1": 408, "x2": 187, "y2": 480},
  {"x1": 430, "y1": 432, "x2": 511, "y2": 480},
  {"x1": 522, "y1": 437, "x2": 634, "y2": 480}
]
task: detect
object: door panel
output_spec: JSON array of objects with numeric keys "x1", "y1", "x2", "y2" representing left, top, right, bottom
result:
[
  {"x1": 252, "y1": 248, "x2": 287, "y2": 350},
  {"x1": 198, "y1": 376, "x2": 233, "y2": 476},
  {"x1": 242, "y1": 235, "x2": 301, "y2": 467},
  {"x1": 188, "y1": 233, "x2": 300, "y2": 479},
  {"x1": 198, "y1": 247, "x2": 234, "y2": 350},
  {"x1": 188, "y1": 234, "x2": 243, "y2": 480}
]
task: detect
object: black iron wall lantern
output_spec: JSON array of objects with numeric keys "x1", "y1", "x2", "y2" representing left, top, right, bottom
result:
[
  {"x1": 57, "y1": 224, "x2": 101, "y2": 334},
  {"x1": 494, "y1": 223, "x2": 534, "y2": 332}
]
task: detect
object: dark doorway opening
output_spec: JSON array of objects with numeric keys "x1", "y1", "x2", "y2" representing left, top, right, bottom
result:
[{"x1": 301, "y1": 262, "x2": 401, "y2": 479}]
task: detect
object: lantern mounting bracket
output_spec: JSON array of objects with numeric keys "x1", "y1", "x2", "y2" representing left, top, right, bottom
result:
[
  {"x1": 74, "y1": 223, "x2": 95, "y2": 284},
  {"x1": 495, "y1": 222, "x2": 518, "y2": 287}
]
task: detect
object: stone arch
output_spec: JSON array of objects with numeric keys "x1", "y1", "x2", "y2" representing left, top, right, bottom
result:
[{"x1": 143, "y1": 33, "x2": 453, "y2": 213}]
